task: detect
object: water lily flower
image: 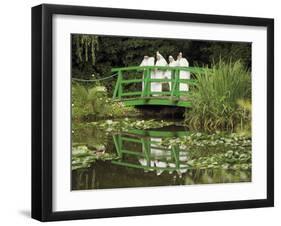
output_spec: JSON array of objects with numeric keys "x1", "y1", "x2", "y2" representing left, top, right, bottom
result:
[
  {"x1": 106, "y1": 120, "x2": 113, "y2": 125},
  {"x1": 96, "y1": 86, "x2": 107, "y2": 92}
]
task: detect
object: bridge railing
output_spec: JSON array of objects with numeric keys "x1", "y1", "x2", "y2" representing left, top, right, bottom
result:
[{"x1": 112, "y1": 66, "x2": 202, "y2": 100}]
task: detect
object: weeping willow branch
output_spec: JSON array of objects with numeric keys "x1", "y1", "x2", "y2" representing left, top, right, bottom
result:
[{"x1": 73, "y1": 35, "x2": 99, "y2": 65}]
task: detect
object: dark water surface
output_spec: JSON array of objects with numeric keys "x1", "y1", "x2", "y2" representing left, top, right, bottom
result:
[{"x1": 71, "y1": 120, "x2": 251, "y2": 190}]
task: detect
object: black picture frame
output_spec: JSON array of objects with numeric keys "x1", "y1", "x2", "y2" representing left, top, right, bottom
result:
[{"x1": 32, "y1": 3, "x2": 274, "y2": 222}]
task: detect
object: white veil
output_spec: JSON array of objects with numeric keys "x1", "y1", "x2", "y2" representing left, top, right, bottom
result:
[
  {"x1": 164, "y1": 56, "x2": 177, "y2": 91},
  {"x1": 177, "y1": 52, "x2": 190, "y2": 92},
  {"x1": 151, "y1": 51, "x2": 167, "y2": 95}
]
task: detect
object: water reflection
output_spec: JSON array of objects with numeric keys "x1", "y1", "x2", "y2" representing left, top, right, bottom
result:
[
  {"x1": 72, "y1": 125, "x2": 251, "y2": 190},
  {"x1": 112, "y1": 129, "x2": 189, "y2": 177}
]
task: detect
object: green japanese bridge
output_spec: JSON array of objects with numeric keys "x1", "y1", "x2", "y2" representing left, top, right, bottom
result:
[{"x1": 112, "y1": 66, "x2": 202, "y2": 107}]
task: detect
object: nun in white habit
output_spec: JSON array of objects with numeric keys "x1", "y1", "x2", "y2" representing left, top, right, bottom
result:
[
  {"x1": 140, "y1": 55, "x2": 149, "y2": 66},
  {"x1": 177, "y1": 52, "x2": 190, "y2": 91},
  {"x1": 152, "y1": 51, "x2": 167, "y2": 95},
  {"x1": 140, "y1": 56, "x2": 155, "y2": 91},
  {"x1": 164, "y1": 55, "x2": 177, "y2": 91}
]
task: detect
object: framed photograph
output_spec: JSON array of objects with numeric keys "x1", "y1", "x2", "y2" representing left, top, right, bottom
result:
[{"x1": 32, "y1": 4, "x2": 274, "y2": 221}]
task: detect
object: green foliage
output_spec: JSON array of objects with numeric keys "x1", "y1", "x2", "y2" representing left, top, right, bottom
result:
[
  {"x1": 72, "y1": 34, "x2": 99, "y2": 65},
  {"x1": 72, "y1": 145, "x2": 118, "y2": 170},
  {"x1": 187, "y1": 150, "x2": 251, "y2": 171},
  {"x1": 88, "y1": 86, "x2": 108, "y2": 115},
  {"x1": 81, "y1": 118, "x2": 175, "y2": 134},
  {"x1": 207, "y1": 42, "x2": 251, "y2": 68},
  {"x1": 185, "y1": 60, "x2": 251, "y2": 131},
  {"x1": 72, "y1": 83, "x2": 92, "y2": 120},
  {"x1": 72, "y1": 34, "x2": 251, "y2": 95},
  {"x1": 235, "y1": 99, "x2": 252, "y2": 135},
  {"x1": 161, "y1": 132, "x2": 251, "y2": 171},
  {"x1": 72, "y1": 83, "x2": 138, "y2": 121}
]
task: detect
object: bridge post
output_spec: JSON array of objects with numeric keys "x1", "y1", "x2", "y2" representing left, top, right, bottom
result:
[
  {"x1": 171, "y1": 68, "x2": 180, "y2": 99},
  {"x1": 142, "y1": 138, "x2": 151, "y2": 167},
  {"x1": 141, "y1": 68, "x2": 152, "y2": 98},
  {"x1": 142, "y1": 69, "x2": 148, "y2": 98},
  {"x1": 171, "y1": 69, "x2": 175, "y2": 97},
  {"x1": 113, "y1": 69, "x2": 121, "y2": 99},
  {"x1": 146, "y1": 69, "x2": 151, "y2": 97},
  {"x1": 171, "y1": 145, "x2": 180, "y2": 169},
  {"x1": 113, "y1": 135, "x2": 123, "y2": 158},
  {"x1": 175, "y1": 69, "x2": 180, "y2": 98},
  {"x1": 117, "y1": 70, "x2": 123, "y2": 99}
]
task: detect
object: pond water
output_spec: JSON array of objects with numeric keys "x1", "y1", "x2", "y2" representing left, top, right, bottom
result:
[{"x1": 72, "y1": 118, "x2": 251, "y2": 190}]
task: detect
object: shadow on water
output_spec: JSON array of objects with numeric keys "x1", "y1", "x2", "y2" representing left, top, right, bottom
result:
[
  {"x1": 136, "y1": 105, "x2": 186, "y2": 119},
  {"x1": 72, "y1": 123, "x2": 251, "y2": 190}
]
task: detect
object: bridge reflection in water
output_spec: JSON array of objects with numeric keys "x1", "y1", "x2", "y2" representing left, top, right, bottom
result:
[
  {"x1": 72, "y1": 126, "x2": 251, "y2": 190},
  {"x1": 112, "y1": 128, "x2": 189, "y2": 177}
]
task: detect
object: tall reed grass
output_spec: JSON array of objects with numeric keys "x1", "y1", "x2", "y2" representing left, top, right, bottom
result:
[{"x1": 185, "y1": 60, "x2": 251, "y2": 132}]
